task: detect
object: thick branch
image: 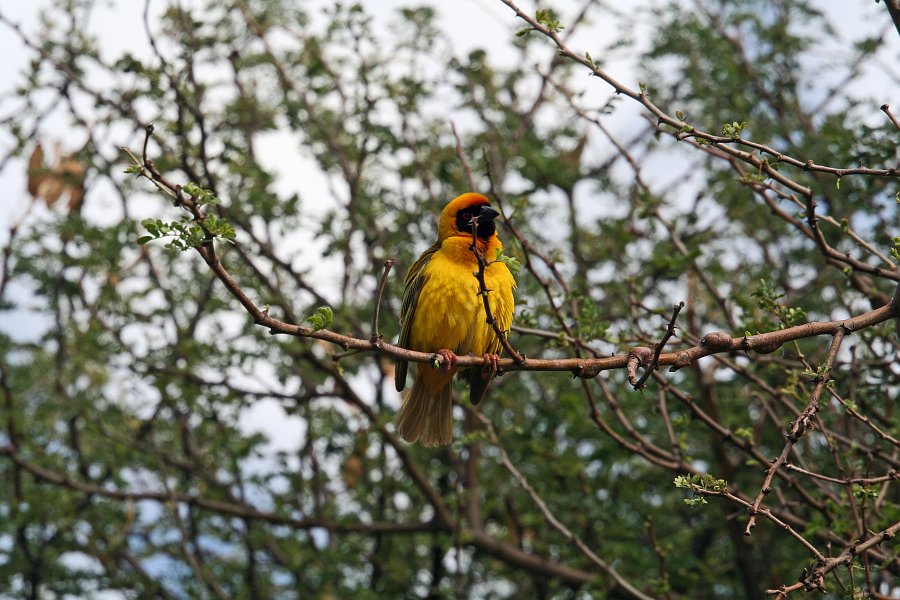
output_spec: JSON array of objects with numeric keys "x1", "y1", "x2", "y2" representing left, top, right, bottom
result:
[
  {"x1": 883, "y1": 2, "x2": 900, "y2": 39},
  {"x1": 180, "y1": 231, "x2": 900, "y2": 379},
  {"x1": 123, "y1": 143, "x2": 898, "y2": 382},
  {"x1": 0, "y1": 441, "x2": 607, "y2": 587}
]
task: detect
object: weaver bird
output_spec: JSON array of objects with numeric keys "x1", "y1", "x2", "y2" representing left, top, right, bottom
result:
[{"x1": 394, "y1": 193, "x2": 516, "y2": 446}]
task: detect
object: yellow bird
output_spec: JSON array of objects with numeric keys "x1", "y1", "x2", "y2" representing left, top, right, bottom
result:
[{"x1": 394, "y1": 193, "x2": 516, "y2": 446}]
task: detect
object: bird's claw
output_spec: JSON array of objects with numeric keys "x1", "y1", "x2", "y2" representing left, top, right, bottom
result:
[
  {"x1": 434, "y1": 349, "x2": 457, "y2": 374},
  {"x1": 481, "y1": 353, "x2": 500, "y2": 380}
]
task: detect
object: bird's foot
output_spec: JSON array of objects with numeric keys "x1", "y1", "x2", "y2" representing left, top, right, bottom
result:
[
  {"x1": 434, "y1": 349, "x2": 457, "y2": 374},
  {"x1": 481, "y1": 353, "x2": 500, "y2": 380}
]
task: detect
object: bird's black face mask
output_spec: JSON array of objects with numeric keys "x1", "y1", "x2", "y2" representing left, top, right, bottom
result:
[{"x1": 456, "y1": 204, "x2": 500, "y2": 239}]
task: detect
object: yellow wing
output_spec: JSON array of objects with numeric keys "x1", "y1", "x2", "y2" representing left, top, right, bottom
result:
[{"x1": 394, "y1": 242, "x2": 440, "y2": 392}]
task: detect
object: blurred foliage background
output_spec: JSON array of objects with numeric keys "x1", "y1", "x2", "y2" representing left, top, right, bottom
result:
[{"x1": 0, "y1": 0, "x2": 898, "y2": 598}]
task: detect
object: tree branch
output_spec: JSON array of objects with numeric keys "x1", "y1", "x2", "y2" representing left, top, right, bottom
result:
[{"x1": 498, "y1": 0, "x2": 900, "y2": 182}]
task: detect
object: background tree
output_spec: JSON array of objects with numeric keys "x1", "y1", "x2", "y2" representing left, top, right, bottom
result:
[{"x1": 0, "y1": 1, "x2": 898, "y2": 599}]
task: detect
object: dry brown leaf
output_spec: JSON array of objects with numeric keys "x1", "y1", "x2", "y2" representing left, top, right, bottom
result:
[
  {"x1": 58, "y1": 155, "x2": 86, "y2": 213},
  {"x1": 341, "y1": 455, "x2": 364, "y2": 489},
  {"x1": 37, "y1": 173, "x2": 65, "y2": 206},
  {"x1": 27, "y1": 143, "x2": 45, "y2": 198},
  {"x1": 28, "y1": 142, "x2": 86, "y2": 212}
]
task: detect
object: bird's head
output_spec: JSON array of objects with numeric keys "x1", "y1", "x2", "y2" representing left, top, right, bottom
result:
[{"x1": 438, "y1": 192, "x2": 501, "y2": 242}]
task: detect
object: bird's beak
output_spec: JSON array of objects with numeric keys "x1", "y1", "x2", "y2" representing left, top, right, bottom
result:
[{"x1": 480, "y1": 206, "x2": 500, "y2": 221}]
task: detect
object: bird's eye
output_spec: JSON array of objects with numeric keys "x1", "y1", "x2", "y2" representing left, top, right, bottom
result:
[{"x1": 455, "y1": 206, "x2": 490, "y2": 235}]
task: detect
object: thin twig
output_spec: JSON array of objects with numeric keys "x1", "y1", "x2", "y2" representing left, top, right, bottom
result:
[
  {"x1": 371, "y1": 259, "x2": 395, "y2": 341},
  {"x1": 468, "y1": 215, "x2": 525, "y2": 365},
  {"x1": 782, "y1": 462, "x2": 899, "y2": 486},
  {"x1": 156, "y1": 455, "x2": 230, "y2": 600},
  {"x1": 765, "y1": 519, "x2": 900, "y2": 597},
  {"x1": 475, "y1": 412, "x2": 658, "y2": 600},
  {"x1": 682, "y1": 483, "x2": 826, "y2": 562},
  {"x1": 631, "y1": 302, "x2": 685, "y2": 389},
  {"x1": 657, "y1": 389, "x2": 683, "y2": 462},
  {"x1": 645, "y1": 516, "x2": 673, "y2": 600},
  {"x1": 746, "y1": 327, "x2": 848, "y2": 535},
  {"x1": 883, "y1": 104, "x2": 900, "y2": 132}
]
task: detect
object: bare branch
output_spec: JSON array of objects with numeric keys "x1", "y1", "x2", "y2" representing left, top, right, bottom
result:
[
  {"x1": 371, "y1": 259, "x2": 395, "y2": 341},
  {"x1": 746, "y1": 327, "x2": 848, "y2": 535},
  {"x1": 630, "y1": 302, "x2": 685, "y2": 389}
]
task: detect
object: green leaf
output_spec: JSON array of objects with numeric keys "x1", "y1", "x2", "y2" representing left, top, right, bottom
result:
[
  {"x1": 734, "y1": 427, "x2": 753, "y2": 441},
  {"x1": 852, "y1": 485, "x2": 878, "y2": 500},
  {"x1": 494, "y1": 248, "x2": 522, "y2": 276},
  {"x1": 535, "y1": 8, "x2": 565, "y2": 33},
  {"x1": 721, "y1": 120, "x2": 748, "y2": 138},
  {"x1": 182, "y1": 182, "x2": 201, "y2": 197},
  {"x1": 305, "y1": 306, "x2": 334, "y2": 332}
]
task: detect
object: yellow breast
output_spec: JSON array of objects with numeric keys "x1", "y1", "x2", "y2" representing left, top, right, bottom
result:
[{"x1": 409, "y1": 236, "x2": 515, "y2": 356}]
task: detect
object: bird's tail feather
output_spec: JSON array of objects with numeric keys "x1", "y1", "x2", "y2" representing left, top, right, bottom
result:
[{"x1": 395, "y1": 374, "x2": 453, "y2": 447}]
